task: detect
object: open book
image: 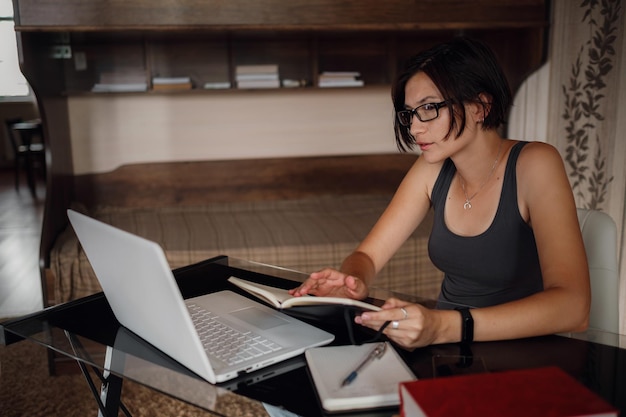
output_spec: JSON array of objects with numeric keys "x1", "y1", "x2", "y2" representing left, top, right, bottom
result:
[{"x1": 227, "y1": 276, "x2": 382, "y2": 312}]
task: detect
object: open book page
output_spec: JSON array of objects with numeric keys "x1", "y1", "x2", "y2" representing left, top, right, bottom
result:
[
  {"x1": 227, "y1": 276, "x2": 381, "y2": 311},
  {"x1": 305, "y1": 342, "x2": 416, "y2": 412}
]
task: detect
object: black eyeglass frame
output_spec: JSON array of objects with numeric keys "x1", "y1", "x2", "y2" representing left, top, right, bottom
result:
[{"x1": 396, "y1": 100, "x2": 449, "y2": 126}]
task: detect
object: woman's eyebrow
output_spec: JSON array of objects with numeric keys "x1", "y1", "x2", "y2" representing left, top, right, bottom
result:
[{"x1": 405, "y1": 95, "x2": 440, "y2": 108}]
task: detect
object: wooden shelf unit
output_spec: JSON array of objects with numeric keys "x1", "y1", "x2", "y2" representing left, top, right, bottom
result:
[{"x1": 21, "y1": 27, "x2": 548, "y2": 95}]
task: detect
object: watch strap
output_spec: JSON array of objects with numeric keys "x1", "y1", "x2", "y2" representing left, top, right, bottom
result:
[{"x1": 456, "y1": 307, "x2": 474, "y2": 343}]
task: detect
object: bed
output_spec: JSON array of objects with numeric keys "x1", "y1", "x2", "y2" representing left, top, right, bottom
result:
[{"x1": 46, "y1": 154, "x2": 443, "y2": 305}]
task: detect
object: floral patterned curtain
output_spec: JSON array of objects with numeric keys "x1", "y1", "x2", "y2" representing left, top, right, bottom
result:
[{"x1": 510, "y1": 0, "x2": 625, "y2": 335}]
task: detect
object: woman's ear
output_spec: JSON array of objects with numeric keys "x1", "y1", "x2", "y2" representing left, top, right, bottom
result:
[{"x1": 475, "y1": 92, "x2": 492, "y2": 123}]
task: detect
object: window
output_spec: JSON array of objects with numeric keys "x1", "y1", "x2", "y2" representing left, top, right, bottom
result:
[{"x1": 0, "y1": 0, "x2": 29, "y2": 97}]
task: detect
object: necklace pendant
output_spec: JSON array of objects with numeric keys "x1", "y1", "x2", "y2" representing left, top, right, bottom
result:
[{"x1": 463, "y1": 200, "x2": 472, "y2": 210}]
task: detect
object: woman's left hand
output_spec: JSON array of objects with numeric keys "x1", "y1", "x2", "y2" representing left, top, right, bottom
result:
[{"x1": 355, "y1": 297, "x2": 443, "y2": 349}]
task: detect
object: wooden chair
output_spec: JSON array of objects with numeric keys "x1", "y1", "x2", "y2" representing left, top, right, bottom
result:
[{"x1": 4, "y1": 118, "x2": 46, "y2": 197}]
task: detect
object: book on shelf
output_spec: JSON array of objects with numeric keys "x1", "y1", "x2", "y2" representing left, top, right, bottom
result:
[
  {"x1": 91, "y1": 83, "x2": 148, "y2": 93},
  {"x1": 227, "y1": 276, "x2": 382, "y2": 311},
  {"x1": 318, "y1": 71, "x2": 364, "y2": 88},
  {"x1": 203, "y1": 81, "x2": 232, "y2": 90},
  {"x1": 234, "y1": 64, "x2": 280, "y2": 89},
  {"x1": 399, "y1": 366, "x2": 618, "y2": 417},
  {"x1": 305, "y1": 342, "x2": 416, "y2": 412},
  {"x1": 151, "y1": 76, "x2": 193, "y2": 91},
  {"x1": 235, "y1": 64, "x2": 279, "y2": 75},
  {"x1": 152, "y1": 82, "x2": 193, "y2": 91},
  {"x1": 318, "y1": 79, "x2": 364, "y2": 88},
  {"x1": 236, "y1": 79, "x2": 281, "y2": 89},
  {"x1": 235, "y1": 73, "x2": 280, "y2": 81},
  {"x1": 282, "y1": 79, "x2": 305, "y2": 88},
  {"x1": 319, "y1": 71, "x2": 361, "y2": 79},
  {"x1": 152, "y1": 76, "x2": 192, "y2": 85}
]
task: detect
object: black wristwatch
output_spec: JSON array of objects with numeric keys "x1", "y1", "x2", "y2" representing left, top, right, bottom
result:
[{"x1": 456, "y1": 307, "x2": 474, "y2": 343}]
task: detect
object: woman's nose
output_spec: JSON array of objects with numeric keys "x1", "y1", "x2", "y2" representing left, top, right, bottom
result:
[{"x1": 410, "y1": 116, "x2": 426, "y2": 136}]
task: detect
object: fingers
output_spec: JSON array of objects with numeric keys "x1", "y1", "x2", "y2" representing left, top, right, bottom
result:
[
  {"x1": 357, "y1": 303, "x2": 437, "y2": 350},
  {"x1": 289, "y1": 278, "x2": 320, "y2": 296},
  {"x1": 289, "y1": 268, "x2": 347, "y2": 296},
  {"x1": 342, "y1": 275, "x2": 369, "y2": 299},
  {"x1": 289, "y1": 267, "x2": 370, "y2": 300},
  {"x1": 380, "y1": 297, "x2": 410, "y2": 309},
  {"x1": 356, "y1": 303, "x2": 419, "y2": 348},
  {"x1": 357, "y1": 302, "x2": 412, "y2": 328}
]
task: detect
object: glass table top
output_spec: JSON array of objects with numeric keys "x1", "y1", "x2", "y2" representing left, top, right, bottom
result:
[{"x1": 2, "y1": 256, "x2": 625, "y2": 416}]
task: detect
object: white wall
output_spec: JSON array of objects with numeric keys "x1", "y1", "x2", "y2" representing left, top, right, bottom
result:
[
  {"x1": 507, "y1": 62, "x2": 550, "y2": 143},
  {"x1": 68, "y1": 86, "x2": 402, "y2": 174}
]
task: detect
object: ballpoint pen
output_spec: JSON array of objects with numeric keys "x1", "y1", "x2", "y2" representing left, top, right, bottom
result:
[{"x1": 341, "y1": 342, "x2": 387, "y2": 387}]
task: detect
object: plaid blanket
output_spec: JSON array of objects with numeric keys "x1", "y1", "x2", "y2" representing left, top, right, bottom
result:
[{"x1": 51, "y1": 194, "x2": 442, "y2": 303}]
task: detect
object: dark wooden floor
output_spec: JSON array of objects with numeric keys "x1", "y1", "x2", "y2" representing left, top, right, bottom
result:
[{"x1": 0, "y1": 167, "x2": 45, "y2": 319}]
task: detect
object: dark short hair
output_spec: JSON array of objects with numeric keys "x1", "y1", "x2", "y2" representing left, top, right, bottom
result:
[{"x1": 392, "y1": 36, "x2": 512, "y2": 152}]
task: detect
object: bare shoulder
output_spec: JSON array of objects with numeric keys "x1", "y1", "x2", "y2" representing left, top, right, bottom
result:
[
  {"x1": 407, "y1": 153, "x2": 445, "y2": 183},
  {"x1": 401, "y1": 154, "x2": 445, "y2": 198},
  {"x1": 516, "y1": 141, "x2": 567, "y2": 183},
  {"x1": 517, "y1": 140, "x2": 563, "y2": 165},
  {"x1": 515, "y1": 140, "x2": 575, "y2": 219}
]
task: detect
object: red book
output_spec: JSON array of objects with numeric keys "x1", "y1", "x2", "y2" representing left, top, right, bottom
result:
[{"x1": 399, "y1": 366, "x2": 618, "y2": 417}]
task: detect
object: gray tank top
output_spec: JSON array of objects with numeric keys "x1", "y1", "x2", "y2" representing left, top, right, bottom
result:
[{"x1": 429, "y1": 141, "x2": 543, "y2": 309}]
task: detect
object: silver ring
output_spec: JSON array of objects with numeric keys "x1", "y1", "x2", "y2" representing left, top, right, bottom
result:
[
  {"x1": 391, "y1": 320, "x2": 400, "y2": 330},
  {"x1": 400, "y1": 307, "x2": 408, "y2": 320}
]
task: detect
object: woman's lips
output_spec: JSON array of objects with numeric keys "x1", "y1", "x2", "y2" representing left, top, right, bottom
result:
[{"x1": 417, "y1": 142, "x2": 433, "y2": 151}]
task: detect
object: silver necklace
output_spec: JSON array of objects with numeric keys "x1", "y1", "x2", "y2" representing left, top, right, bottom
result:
[{"x1": 459, "y1": 140, "x2": 503, "y2": 210}]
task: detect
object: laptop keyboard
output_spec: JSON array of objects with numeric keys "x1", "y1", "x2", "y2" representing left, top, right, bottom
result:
[{"x1": 187, "y1": 303, "x2": 283, "y2": 366}]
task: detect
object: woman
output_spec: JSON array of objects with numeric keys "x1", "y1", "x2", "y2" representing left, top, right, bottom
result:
[{"x1": 290, "y1": 37, "x2": 590, "y2": 349}]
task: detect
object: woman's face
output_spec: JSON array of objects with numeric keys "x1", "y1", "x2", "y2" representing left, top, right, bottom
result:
[{"x1": 404, "y1": 72, "x2": 466, "y2": 163}]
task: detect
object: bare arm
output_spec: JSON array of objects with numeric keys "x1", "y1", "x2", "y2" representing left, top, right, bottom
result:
[
  {"x1": 351, "y1": 157, "x2": 435, "y2": 279},
  {"x1": 291, "y1": 157, "x2": 437, "y2": 298}
]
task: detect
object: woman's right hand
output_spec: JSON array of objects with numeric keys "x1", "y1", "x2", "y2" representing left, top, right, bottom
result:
[{"x1": 288, "y1": 268, "x2": 369, "y2": 300}]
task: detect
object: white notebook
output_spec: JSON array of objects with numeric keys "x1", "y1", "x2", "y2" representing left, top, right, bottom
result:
[{"x1": 305, "y1": 342, "x2": 416, "y2": 412}]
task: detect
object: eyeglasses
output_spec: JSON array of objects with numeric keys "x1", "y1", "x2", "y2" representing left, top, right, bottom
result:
[{"x1": 396, "y1": 100, "x2": 449, "y2": 126}]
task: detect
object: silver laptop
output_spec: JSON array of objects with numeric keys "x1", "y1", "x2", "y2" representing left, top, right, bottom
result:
[{"x1": 67, "y1": 209, "x2": 334, "y2": 384}]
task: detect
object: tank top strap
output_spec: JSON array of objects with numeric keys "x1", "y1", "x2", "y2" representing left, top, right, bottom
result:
[
  {"x1": 504, "y1": 141, "x2": 528, "y2": 180},
  {"x1": 500, "y1": 141, "x2": 529, "y2": 211},
  {"x1": 431, "y1": 157, "x2": 456, "y2": 211}
]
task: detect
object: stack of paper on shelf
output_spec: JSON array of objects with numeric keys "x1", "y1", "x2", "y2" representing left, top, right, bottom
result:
[
  {"x1": 236, "y1": 65, "x2": 280, "y2": 89},
  {"x1": 152, "y1": 76, "x2": 193, "y2": 91},
  {"x1": 203, "y1": 81, "x2": 231, "y2": 90},
  {"x1": 91, "y1": 83, "x2": 148, "y2": 93},
  {"x1": 281, "y1": 79, "x2": 305, "y2": 88},
  {"x1": 318, "y1": 71, "x2": 364, "y2": 88},
  {"x1": 399, "y1": 366, "x2": 618, "y2": 417},
  {"x1": 92, "y1": 72, "x2": 148, "y2": 93}
]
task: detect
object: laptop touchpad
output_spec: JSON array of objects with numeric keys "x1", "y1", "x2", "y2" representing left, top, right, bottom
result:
[{"x1": 230, "y1": 307, "x2": 289, "y2": 330}]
